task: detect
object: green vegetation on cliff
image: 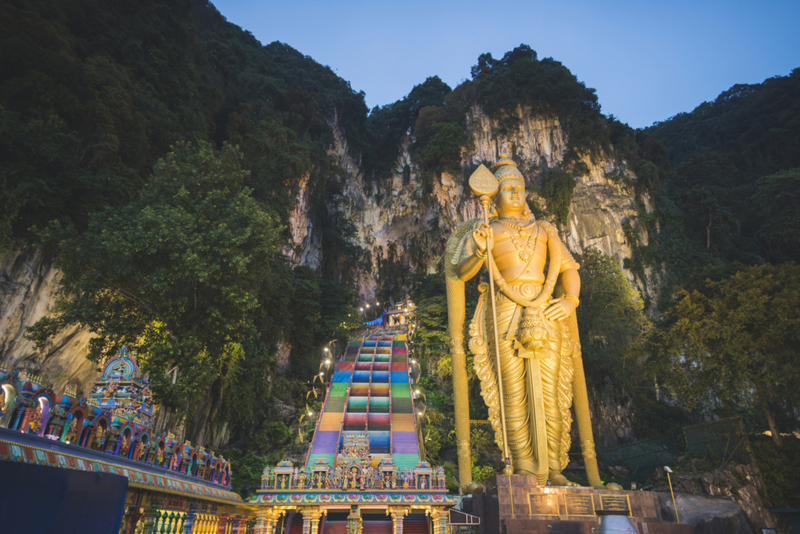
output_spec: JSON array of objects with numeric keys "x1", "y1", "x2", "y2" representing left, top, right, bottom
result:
[
  {"x1": 3, "y1": 0, "x2": 365, "y2": 477},
  {"x1": 3, "y1": 0, "x2": 798, "y2": 495},
  {"x1": 635, "y1": 72, "x2": 800, "y2": 448}
]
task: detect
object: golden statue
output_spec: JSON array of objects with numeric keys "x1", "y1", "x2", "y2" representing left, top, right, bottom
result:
[{"x1": 446, "y1": 154, "x2": 602, "y2": 488}]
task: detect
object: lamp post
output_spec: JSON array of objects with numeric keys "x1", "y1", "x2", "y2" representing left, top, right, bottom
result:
[
  {"x1": 664, "y1": 466, "x2": 680, "y2": 523},
  {"x1": 408, "y1": 358, "x2": 420, "y2": 381}
]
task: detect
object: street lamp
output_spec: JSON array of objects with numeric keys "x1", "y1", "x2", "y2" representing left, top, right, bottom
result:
[{"x1": 664, "y1": 466, "x2": 680, "y2": 523}]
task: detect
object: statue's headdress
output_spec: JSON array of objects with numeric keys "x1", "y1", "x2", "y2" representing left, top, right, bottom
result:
[
  {"x1": 493, "y1": 151, "x2": 524, "y2": 184},
  {"x1": 491, "y1": 150, "x2": 532, "y2": 217}
]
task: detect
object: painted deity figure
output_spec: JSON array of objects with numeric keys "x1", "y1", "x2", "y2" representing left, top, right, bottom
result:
[
  {"x1": 134, "y1": 442, "x2": 145, "y2": 462},
  {"x1": 335, "y1": 466, "x2": 343, "y2": 488},
  {"x1": 64, "y1": 422, "x2": 78, "y2": 443},
  {"x1": 93, "y1": 425, "x2": 106, "y2": 449},
  {"x1": 27, "y1": 405, "x2": 44, "y2": 434},
  {"x1": 450, "y1": 154, "x2": 600, "y2": 487}
]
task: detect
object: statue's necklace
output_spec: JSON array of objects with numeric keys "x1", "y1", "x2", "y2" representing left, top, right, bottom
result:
[{"x1": 498, "y1": 219, "x2": 537, "y2": 262}]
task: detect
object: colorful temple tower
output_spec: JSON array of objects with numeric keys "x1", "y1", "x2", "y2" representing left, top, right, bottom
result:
[{"x1": 251, "y1": 325, "x2": 456, "y2": 534}]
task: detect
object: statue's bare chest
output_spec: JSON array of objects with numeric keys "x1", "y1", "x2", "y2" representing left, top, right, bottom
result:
[{"x1": 491, "y1": 222, "x2": 548, "y2": 268}]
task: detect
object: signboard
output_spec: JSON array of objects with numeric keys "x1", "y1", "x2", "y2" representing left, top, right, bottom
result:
[
  {"x1": 528, "y1": 493, "x2": 560, "y2": 517},
  {"x1": 564, "y1": 494, "x2": 595, "y2": 517},
  {"x1": 599, "y1": 494, "x2": 631, "y2": 515}
]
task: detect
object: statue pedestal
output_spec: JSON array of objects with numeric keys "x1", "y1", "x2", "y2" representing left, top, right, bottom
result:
[{"x1": 463, "y1": 475, "x2": 692, "y2": 533}]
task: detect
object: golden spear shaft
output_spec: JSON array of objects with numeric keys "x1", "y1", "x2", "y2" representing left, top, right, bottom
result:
[{"x1": 478, "y1": 194, "x2": 514, "y2": 475}]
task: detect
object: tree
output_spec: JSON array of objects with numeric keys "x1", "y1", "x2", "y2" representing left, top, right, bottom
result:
[
  {"x1": 755, "y1": 168, "x2": 800, "y2": 254},
  {"x1": 26, "y1": 141, "x2": 283, "y2": 410},
  {"x1": 574, "y1": 248, "x2": 650, "y2": 392},
  {"x1": 672, "y1": 151, "x2": 740, "y2": 252},
  {"x1": 649, "y1": 263, "x2": 800, "y2": 446}
]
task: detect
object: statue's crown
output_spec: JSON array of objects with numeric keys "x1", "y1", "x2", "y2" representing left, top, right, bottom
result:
[{"x1": 493, "y1": 151, "x2": 524, "y2": 183}]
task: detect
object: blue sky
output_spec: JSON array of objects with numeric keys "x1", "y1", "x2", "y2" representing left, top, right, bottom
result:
[{"x1": 210, "y1": 0, "x2": 800, "y2": 129}]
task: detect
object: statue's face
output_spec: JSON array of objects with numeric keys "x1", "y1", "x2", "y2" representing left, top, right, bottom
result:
[{"x1": 495, "y1": 178, "x2": 526, "y2": 216}]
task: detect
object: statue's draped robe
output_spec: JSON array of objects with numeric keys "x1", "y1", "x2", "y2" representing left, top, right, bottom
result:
[{"x1": 458, "y1": 221, "x2": 579, "y2": 477}]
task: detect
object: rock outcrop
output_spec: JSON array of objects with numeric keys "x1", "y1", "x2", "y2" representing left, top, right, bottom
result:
[
  {"x1": 287, "y1": 105, "x2": 650, "y2": 301},
  {"x1": 1, "y1": 105, "x2": 651, "y2": 446},
  {"x1": 0, "y1": 249, "x2": 97, "y2": 397},
  {"x1": 657, "y1": 492, "x2": 754, "y2": 534},
  {"x1": 652, "y1": 464, "x2": 781, "y2": 533}
]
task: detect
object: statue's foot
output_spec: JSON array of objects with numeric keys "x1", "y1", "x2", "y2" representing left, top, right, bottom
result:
[{"x1": 549, "y1": 472, "x2": 580, "y2": 487}]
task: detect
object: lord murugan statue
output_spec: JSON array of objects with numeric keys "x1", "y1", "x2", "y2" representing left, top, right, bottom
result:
[{"x1": 446, "y1": 153, "x2": 602, "y2": 488}]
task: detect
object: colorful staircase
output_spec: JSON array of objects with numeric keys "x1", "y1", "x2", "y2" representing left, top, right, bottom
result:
[{"x1": 306, "y1": 326, "x2": 422, "y2": 473}]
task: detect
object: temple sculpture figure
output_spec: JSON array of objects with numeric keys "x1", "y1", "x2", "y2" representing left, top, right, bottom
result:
[{"x1": 446, "y1": 153, "x2": 602, "y2": 488}]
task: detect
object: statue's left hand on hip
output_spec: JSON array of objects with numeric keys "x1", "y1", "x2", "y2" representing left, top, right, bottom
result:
[{"x1": 544, "y1": 298, "x2": 576, "y2": 321}]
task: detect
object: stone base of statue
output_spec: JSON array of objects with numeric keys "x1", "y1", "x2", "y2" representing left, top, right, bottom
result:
[{"x1": 462, "y1": 475, "x2": 693, "y2": 534}]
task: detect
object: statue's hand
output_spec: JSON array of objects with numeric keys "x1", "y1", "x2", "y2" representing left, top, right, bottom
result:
[
  {"x1": 543, "y1": 298, "x2": 576, "y2": 321},
  {"x1": 472, "y1": 223, "x2": 494, "y2": 255}
]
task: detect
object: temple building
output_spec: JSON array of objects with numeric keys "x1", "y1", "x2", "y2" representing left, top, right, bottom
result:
[{"x1": 250, "y1": 325, "x2": 459, "y2": 534}]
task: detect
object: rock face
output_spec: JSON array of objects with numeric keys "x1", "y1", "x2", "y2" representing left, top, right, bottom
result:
[
  {"x1": 658, "y1": 492, "x2": 754, "y2": 534},
  {"x1": 288, "y1": 105, "x2": 650, "y2": 301},
  {"x1": 652, "y1": 464, "x2": 780, "y2": 533},
  {"x1": 0, "y1": 249, "x2": 97, "y2": 398},
  {"x1": 0, "y1": 105, "x2": 650, "y2": 446}
]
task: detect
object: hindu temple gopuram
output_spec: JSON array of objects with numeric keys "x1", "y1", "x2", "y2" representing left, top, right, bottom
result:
[{"x1": 0, "y1": 348, "x2": 244, "y2": 532}]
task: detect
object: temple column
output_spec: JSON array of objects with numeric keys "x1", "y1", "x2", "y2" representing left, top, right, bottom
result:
[
  {"x1": 347, "y1": 508, "x2": 362, "y2": 534},
  {"x1": 390, "y1": 508, "x2": 408, "y2": 534},
  {"x1": 429, "y1": 510, "x2": 449, "y2": 534},
  {"x1": 301, "y1": 508, "x2": 323, "y2": 534},
  {"x1": 216, "y1": 514, "x2": 230, "y2": 534},
  {"x1": 181, "y1": 508, "x2": 196, "y2": 533},
  {"x1": 270, "y1": 509, "x2": 284, "y2": 534},
  {"x1": 254, "y1": 509, "x2": 282, "y2": 534},
  {"x1": 253, "y1": 512, "x2": 267, "y2": 534}
]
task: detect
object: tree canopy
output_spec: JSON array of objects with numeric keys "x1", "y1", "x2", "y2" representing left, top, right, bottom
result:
[
  {"x1": 27, "y1": 142, "x2": 284, "y2": 406},
  {"x1": 648, "y1": 263, "x2": 800, "y2": 445}
]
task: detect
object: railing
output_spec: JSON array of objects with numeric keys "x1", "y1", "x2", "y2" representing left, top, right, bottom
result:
[{"x1": 118, "y1": 508, "x2": 254, "y2": 534}]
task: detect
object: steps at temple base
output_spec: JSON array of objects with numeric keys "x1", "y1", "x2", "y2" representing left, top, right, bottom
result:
[
  {"x1": 403, "y1": 516, "x2": 430, "y2": 534},
  {"x1": 361, "y1": 522, "x2": 392, "y2": 534},
  {"x1": 322, "y1": 521, "x2": 347, "y2": 534},
  {"x1": 287, "y1": 513, "x2": 304, "y2": 534}
]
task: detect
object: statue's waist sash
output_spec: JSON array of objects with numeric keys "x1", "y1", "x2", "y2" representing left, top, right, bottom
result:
[{"x1": 497, "y1": 282, "x2": 543, "y2": 302}]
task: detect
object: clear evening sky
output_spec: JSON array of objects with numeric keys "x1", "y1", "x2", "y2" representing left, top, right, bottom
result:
[{"x1": 210, "y1": 0, "x2": 799, "y2": 129}]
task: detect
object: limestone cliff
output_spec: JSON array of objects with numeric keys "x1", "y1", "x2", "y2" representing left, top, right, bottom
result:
[
  {"x1": 288, "y1": 104, "x2": 650, "y2": 301},
  {"x1": 0, "y1": 250, "x2": 97, "y2": 397},
  {"x1": 0, "y1": 105, "x2": 651, "y2": 446}
]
